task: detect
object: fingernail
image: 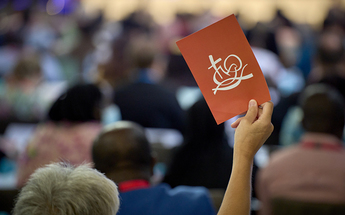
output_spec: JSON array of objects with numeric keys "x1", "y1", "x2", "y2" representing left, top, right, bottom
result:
[{"x1": 249, "y1": 99, "x2": 256, "y2": 108}]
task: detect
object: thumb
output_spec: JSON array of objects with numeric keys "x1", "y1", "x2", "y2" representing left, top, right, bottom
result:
[{"x1": 244, "y1": 99, "x2": 258, "y2": 123}]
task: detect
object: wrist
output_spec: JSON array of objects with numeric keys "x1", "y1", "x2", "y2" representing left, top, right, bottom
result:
[
  {"x1": 231, "y1": 151, "x2": 254, "y2": 179},
  {"x1": 233, "y1": 149, "x2": 255, "y2": 166}
]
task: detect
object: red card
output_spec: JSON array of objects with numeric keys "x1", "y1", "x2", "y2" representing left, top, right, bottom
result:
[{"x1": 176, "y1": 14, "x2": 271, "y2": 124}]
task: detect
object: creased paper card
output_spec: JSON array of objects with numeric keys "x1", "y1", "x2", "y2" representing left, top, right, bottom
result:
[{"x1": 176, "y1": 14, "x2": 271, "y2": 125}]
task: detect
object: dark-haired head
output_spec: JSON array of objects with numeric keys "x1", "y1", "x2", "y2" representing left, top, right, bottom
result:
[
  {"x1": 92, "y1": 121, "x2": 153, "y2": 183},
  {"x1": 185, "y1": 97, "x2": 225, "y2": 144},
  {"x1": 299, "y1": 83, "x2": 345, "y2": 139},
  {"x1": 319, "y1": 75, "x2": 345, "y2": 99},
  {"x1": 48, "y1": 84, "x2": 102, "y2": 123}
]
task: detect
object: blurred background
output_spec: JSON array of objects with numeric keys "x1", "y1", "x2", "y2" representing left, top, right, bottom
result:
[
  {"x1": 82, "y1": 0, "x2": 343, "y2": 27},
  {"x1": 1, "y1": 0, "x2": 345, "y2": 213}
]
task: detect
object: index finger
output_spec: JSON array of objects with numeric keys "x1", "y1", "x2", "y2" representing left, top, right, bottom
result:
[{"x1": 259, "y1": 101, "x2": 274, "y2": 121}]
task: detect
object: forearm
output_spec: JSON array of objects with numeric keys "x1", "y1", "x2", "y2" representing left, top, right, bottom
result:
[
  {"x1": 218, "y1": 151, "x2": 254, "y2": 215},
  {"x1": 217, "y1": 100, "x2": 273, "y2": 215}
]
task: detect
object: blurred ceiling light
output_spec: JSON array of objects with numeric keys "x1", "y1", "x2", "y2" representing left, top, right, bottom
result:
[{"x1": 46, "y1": 0, "x2": 65, "y2": 15}]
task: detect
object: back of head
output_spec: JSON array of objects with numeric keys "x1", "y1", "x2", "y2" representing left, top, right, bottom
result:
[
  {"x1": 48, "y1": 83, "x2": 102, "y2": 122},
  {"x1": 319, "y1": 75, "x2": 345, "y2": 99},
  {"x1": 299, "y1": 83, "x2": 345, "y2": 138},
  {"x1": 126, "y1": 35, "x2": 157, "y2": 70},
  {"x1": 185, "y1": 97, "x2": 225, "y2": 144},
  {"x1": 92, "y1": 121, "x2": 152, "y2": 181},
  {"x1": 13, "y1": 162, "x2": 119, "y2": 215}
]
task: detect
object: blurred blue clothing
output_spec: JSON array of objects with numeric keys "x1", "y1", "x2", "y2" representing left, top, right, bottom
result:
[{"x1": 117, "y1": 183, "x2": 216, "y2": 215}]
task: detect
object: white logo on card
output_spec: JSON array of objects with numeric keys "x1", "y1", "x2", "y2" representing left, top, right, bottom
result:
[{"x1": 208, "y1": 54, "x2": 253, "y2": 95}]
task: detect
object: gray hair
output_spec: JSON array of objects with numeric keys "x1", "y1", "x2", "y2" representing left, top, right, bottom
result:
[{"x1": 13, "y1": 162, "x2": 120, "y2": 215}]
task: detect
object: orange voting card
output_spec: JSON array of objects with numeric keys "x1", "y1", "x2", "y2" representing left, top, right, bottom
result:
[{"x1": 176, "y1": 14, "x2": 271, "y2": 124}]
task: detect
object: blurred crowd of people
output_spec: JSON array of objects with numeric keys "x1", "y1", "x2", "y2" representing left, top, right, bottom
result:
[{"x1": 1, "y1": 0, "x2": 345, "y2": 214}]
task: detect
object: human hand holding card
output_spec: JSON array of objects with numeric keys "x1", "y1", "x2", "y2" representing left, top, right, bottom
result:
[{"x1": 176, "y1": 14, "x2": 271, "y2": 124}]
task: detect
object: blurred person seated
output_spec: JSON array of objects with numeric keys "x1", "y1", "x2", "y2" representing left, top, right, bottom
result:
[
  {"x1": 92, "y1": 121, "x2": 216, "y2": 215},
  {"x1": 257, "y1": 84, "x2": 345, "y2": 215},
  {"x1": 162, "y1": 97, "x2": 261, "y2": 213},
  {"x1": 280, "y1": 75, "x2": 345, "y2": 147},
  {"x1": 163, "y1": 97, "x2": 235, "y2": 189},
  {"x1": 263, "y1": 28, "x2": 340, "y2": 146},
  {"x1": 113, "y1": 36, "x2": 186, "y2": 134},
  {"x1": 274, "y1": 26, "x2": 305, "y2": 97},
  {"x1": 308, "y1": 30, "x2": 345, "y2": 84},
  {"x1": 162, "y1": 52, "x2": 197, "y2": 91},
  {"x1": 16, "y1": 83, "x2": 103, "y2": 188},
  {"x1": 13, "y1": 162, "x2": 119, "y2": 215},
  {"x1": 0, "y1": 54, "x2": 65, "y2": 124}
]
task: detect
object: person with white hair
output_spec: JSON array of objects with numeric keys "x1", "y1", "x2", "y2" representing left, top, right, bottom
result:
[{"x1": 13, "y1": 162, "x2": 120, "y2": 215}]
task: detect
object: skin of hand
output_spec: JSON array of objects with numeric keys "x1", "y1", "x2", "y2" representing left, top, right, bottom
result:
[
  {"x1": 217, "y1": 99, "x2": 274, "y2": 215},
  {"x1": 231, "y1": 99, "x2": 274, "y2": 160}
]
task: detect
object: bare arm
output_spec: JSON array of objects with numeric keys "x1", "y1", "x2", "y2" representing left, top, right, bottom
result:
[{"x1": 218, "y1": 99, "x2": 274, "y2": 215}]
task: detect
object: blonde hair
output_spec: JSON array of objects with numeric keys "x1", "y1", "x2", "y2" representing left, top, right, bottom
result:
[{"x1": 13, "y1": 162, "x2": 120, "y2": 215}]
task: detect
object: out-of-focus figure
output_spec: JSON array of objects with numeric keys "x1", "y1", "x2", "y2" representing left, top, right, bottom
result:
[
  {"x1": 16, "y1": 83, "x2": 103, "y2": 188},
  {"x1": 0, "y1": 54, "x2": 62, "y2": 123},
  {"x1": 113, "y1": 36, "x2": 186, "y2": 133},
  {"x1": 163, "y1": 97, "x2": 234, "y2": 189},
  {"x1": 92, "y1": 120, "x2": 216, "y2": 215},
  {"x1": 257, "y1": 84, "x2": 345, "y2": 215},
  {"x1": 308, "y1": 30, "x2": 345, "y2": 83}
]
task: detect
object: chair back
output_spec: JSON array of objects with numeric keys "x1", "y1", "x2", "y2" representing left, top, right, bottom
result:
[{"x1": 271, "y1": 198, "x2": 345, "y2": 215}]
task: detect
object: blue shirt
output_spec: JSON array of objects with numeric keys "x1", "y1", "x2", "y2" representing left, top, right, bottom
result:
[{"x1": 117, "y1": 183, "x2": 216, "y2": 215}]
